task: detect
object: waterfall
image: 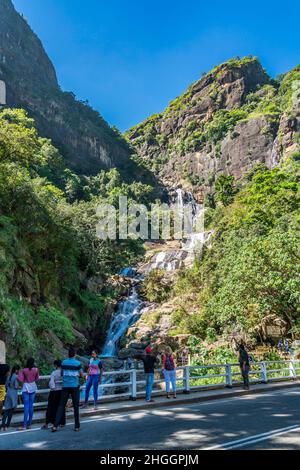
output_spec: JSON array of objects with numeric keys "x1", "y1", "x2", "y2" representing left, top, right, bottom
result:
[
  {"x1": 102, "y1": 284, "x2": 142, "y2": 357},
  {"x1": 175, "y1": 188, "x2": 206, "y2": 256},
  {"x1": 101, "y1": 188, "x2": 208, "y2": 358}
]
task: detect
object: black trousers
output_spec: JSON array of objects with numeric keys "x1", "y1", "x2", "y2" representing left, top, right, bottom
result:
[
  {"x1": 241, "y1": 365, "x2": 250, "y2": 388},
  {"x1": 46, "y1": 390, "x2": 66, "y2": 425},
  {"x1": 55, "y1": 387, "x2": 80, "y2": 429},
  {"x1": 1, "y1": 409, "x2": 14, "y2": 428}
]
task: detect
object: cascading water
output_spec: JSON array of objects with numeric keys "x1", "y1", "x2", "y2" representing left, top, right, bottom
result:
[
  {"x1": 94, "y1": 271, "x2": 143, "y2": 399},
  {"x1": 145, "y1": 189, "x2": 209, "y2": 273},
  {"x1": 101, "y1": 189, "x2": 209, "y2": 357},
  {"x1": 177, "y1": 189, "x2": 206, "y2": 255},
  {"x1": 94, "y1": 190, "x2": 208, "y2": 402},
  {"x1": 102, "y1": 284, "x2": 142, "y2": 358}
]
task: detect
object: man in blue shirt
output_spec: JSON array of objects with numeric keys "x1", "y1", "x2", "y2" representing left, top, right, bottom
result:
[{"x1": 52, "y1": 348, "x2": 84, "y2": 432}]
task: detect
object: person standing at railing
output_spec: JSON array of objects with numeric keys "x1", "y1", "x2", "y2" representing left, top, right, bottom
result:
[
  {"x1": 41, "y1": 360, "x2": 66, "y2": 430},
  {"x1": 127, "y1": 357, "x2": 133, "y2": 370},
  {"x1": 239, "y1": 344, "x2": 250, "y2": 390},
  {"x1": 0, "y1": 362, "x2": 9, "y2": 420},
  {"x1": 82, "y1": 350, "x2": 103, "y2": 410},
  {"x1": 139, "y1": 347, "x2": 158, "y2": 403},
  {"x1": 162, "y1": 348, "x2": 177, "y2": 399},
  {"x1": 52, "y1": 348, "x2": 84, "y2": 433},
  {"x1": 284, "y1": 338, "x2": 290, "y2": 354},
  {"x1": 0, "y1": 365, "x2": 20, "y2": 431},
  {"x1": 18, "y1": 358, "x2": 39, "y2": 431}
]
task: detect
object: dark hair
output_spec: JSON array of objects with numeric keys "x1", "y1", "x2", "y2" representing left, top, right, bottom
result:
[
  {"x1": 239, "y1": 344, "x2": 245, "y2": 351},
  {"x1": 68, "y1": 348, "x2": 76, "y2": 358},
  {"x1": 11, "y1": 365, "x2": 20, "y2": 377},
  {"x1": 54, "y1": 360, "x2": 62, "y2": 368},
  {"x1": 26, "y1": 358, "x2": 35, "y2": 370}
]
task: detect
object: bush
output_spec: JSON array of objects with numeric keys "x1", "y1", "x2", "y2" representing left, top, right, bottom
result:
[{"x1": 142, "y1": 269, "x2": 172, "y2": 303}]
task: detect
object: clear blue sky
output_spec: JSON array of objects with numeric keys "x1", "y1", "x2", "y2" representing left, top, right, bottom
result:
[{"x1": 14, "y1": 0, "x2": 300, "y2": 131}]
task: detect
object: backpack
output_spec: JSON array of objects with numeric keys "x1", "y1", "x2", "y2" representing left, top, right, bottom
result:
[{"x1": 165, "y1": 355, "x2": 175, "y2": 371}]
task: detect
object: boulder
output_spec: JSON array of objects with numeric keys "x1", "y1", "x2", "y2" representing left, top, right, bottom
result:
[
  {"x1": 86, "y1": 276, "x2": 105, "y2": 294},
  {"x1": 260, "y1": 315, "x2": 289, "y2": 341},
  {"x1": 72, "y1": 329, "x2": 88, "y2": 349},
  {"x1": 118, "y1": 347, "x2": 145, "y2": 360}
]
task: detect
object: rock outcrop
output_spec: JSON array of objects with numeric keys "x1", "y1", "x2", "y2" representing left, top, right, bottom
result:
[{"x1": 127, "y1": 57, "x2": 300, "y2": 199}]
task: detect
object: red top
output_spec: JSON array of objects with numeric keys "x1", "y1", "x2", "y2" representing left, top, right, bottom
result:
[{"x1": 163, "y1": 355, "x2": 175, "y2": 370}]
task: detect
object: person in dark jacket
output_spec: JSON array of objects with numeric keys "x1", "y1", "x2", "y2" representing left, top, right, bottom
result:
[
  {"x1": 239, "y1": 344, "x2": 250, "y2": 390},
  {"x1": 140, "y1": 347, "x2": 158, "y2": 403}
]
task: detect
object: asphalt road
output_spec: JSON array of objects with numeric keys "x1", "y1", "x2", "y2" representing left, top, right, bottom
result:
[{"x1": 1, "y1": 387, "x2": 300, "y2": 450}]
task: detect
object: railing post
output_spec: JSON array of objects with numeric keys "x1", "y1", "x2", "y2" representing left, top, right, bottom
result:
[
  {"x1": 130, "y1": 369, "x2": 137, "y2": 401},
  {"x1": 225, "y1": 364, "x2": 233, "y2": 388},
  {"x1": 289, "y1": 359, "x2": 296, "y2": 380},
  {"x1": 260, "y1": 361, "x2": 268, "y2": 384},
  {"x1": 183, "y1": 366, "x2": 190, "y2": 394}
]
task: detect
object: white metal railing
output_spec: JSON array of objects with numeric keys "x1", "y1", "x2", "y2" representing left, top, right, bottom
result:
[{"x1": 15, "y1": 359, "x2": 300, "y2": 411}]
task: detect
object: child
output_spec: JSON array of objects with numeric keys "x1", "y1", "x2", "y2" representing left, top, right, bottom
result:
[{"x1": 1, "y1": 365, "x2": 20, "y2": 431}]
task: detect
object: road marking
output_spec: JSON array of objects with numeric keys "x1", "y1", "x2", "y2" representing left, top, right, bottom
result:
[
  {"x1": 0, "y1": 396, "x2": 255, "y2": 439},
  {"x1": 205, "y1": 424, "x2": 300, "y2": 450},
  {"x1": 0, "y1": 410, "x2": 150, "y2": 438},
  {"x1": 1, "y1": 388, "x2": 300, "y2": 440}
]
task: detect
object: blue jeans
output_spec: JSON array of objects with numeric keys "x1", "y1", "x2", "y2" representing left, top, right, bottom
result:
[
  {"x1": 84, "y1": 374, "x2": 100, "y2": 405},
  {"x1": 22, "y1": 392, "x2": 36, "y2": 428},
  {"x1": 145, "y1": 373, "x2": 154, "y2": 401},
  {"x1": 164, "y1": 369, "x2": 177, "y2": 394}
]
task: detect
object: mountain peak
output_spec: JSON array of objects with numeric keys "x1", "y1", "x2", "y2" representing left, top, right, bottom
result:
[
  {"x1": 0, "y1": 0, "x2": 132, "y2": 175},
  {"x1": 0, "y1": 0, "x2": 58, "y2": 88}
]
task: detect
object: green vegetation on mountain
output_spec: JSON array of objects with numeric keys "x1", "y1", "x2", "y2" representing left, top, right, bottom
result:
[
  {"x1": 0, "y1": 108, "x2": 155, "y2": 369},
  {"x1": 167, "y1": 154, "x2": 300, "y2": 343},
  {"x1": 127, "y1": 57, "x2": 300, "y2": 199},
  {"x1": 0, "y1": 0, "x2": 138, "y2": 176}
]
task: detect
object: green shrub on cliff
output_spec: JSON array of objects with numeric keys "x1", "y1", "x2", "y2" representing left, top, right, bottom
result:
[
  {"x1": 0, "y1": 108, "x2": 152, "y2": 367},
  {"x1": 171, "y1": 156, "x2": 300, "y2": 341}
]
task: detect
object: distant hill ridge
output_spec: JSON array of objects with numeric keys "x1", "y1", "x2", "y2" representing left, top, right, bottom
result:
[
  {"x1": 0, "y1": 0, "x2": 131, "y2": 175},
  {"x1": 127, "y1": 56, "x2": 300, "y2": 201}
]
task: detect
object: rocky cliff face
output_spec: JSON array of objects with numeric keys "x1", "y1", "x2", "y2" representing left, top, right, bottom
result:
[
  {"x1": 0, "y1": 0, "x2": 131, "y2": 175},
  {"x1": 127, "y1": 57, "x2": 300, "y2": 201}
]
